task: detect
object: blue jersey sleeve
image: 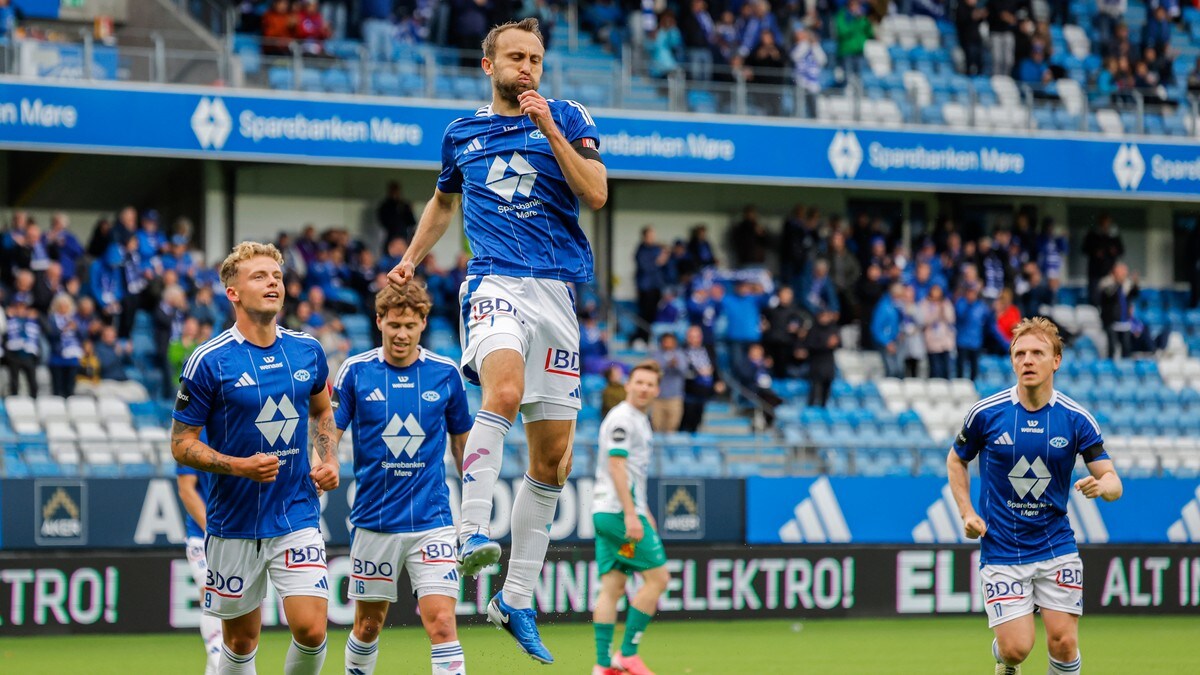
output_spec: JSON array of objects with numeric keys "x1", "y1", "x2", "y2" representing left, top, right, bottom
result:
[
  {"x1": 436, "y1": 121, "x2": 464, "y2": 194},
  {"x1": 176, "y1": 463, "x2": 199, "y2": 478},
  {"x1": 173, "y1": 356, "x2": 215, "y2": 427},
  {"x1": 312, "y1": 341, "x2": 330, "y2": 396},
  {"x1": 446, "y1": 370, "x2": 473, "y2": 436},
  {"x1": 558, "y1": 100, "x2": 599, "y2": 145},
  {"x1": 1075, "y1": 410, "x2": 1108, "y2": 462},
  {"x1": 953, "y1": 409, "x2": 985, "y2": 462},
  {"x1": 331, "y1": 359, "x2": 356, "y2": 432}
]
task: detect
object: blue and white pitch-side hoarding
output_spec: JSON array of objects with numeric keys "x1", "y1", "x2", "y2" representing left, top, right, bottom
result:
[
  {"x1": 745, "y1": 476, "x2": 1200, "y2": 546},
  {"x1": 0, "y1": 78, "x2": 1198, "y2": 200}
]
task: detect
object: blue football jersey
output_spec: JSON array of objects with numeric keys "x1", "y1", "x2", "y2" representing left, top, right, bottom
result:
[
  {"x1": 332, "y1": 346, "x2": 473, "y2": 534},
  {"x1": 173, "y1": 325, "x2": 330, "y2": 539},
  {"x1": 176, "y1": 462, "x2": 212, "y2": 540},
  {"x1": 953, "y1": 387, "x2": 1108, "y2": 566},
  {"x1": 436, "y1": 100, "x2": 599, "y2": 283}
]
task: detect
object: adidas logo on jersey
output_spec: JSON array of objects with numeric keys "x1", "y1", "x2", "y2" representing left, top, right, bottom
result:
[
  {"x1": 442, "y1": 570, "x2": 459, "y2": 582},
  {"x1": 463, "y1": 138, "x2": 482, "y2": 154},
  {"x1": 234, "y1": 372, "x2": 256, "y2": 388},
  {"x1": 462, "y1": 474, "x2": 476, "y2": 483},
  {"x1": 314, "y1": 577, "x2": 328, "y2": 590},
  {"x1": 366, "y1": 388, "x2": 385, "y2": 402},
  {"x1": 994, "y1": 432, "x2": 1014, "y2": 445},
  {"x1": 382, "y1": 413, "x2": 426, "y2": 459},
  {"x1": 777, "y1": 476, "x2": 851, "y2": 543}
]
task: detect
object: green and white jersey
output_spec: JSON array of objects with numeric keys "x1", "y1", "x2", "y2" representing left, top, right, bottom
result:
[{"x1": 593, "y1": 401, "x2": 654, "y2": 516}]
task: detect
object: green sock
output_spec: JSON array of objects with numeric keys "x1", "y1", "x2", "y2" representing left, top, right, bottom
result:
[
  {"x1": 620, "y1": 608, "x2": 654, "y2": 657},
  {"x1": 594, "y1": 622, "x2": 615, "y2": 666}
]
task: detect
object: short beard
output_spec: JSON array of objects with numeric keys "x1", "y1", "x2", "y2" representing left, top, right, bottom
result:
[{"x1": 494, "y1": 76, "x2": 535, "y2": 107}]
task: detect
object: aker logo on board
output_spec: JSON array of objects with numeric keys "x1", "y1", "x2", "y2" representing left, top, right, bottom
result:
[
  {"x1": 35, "y1": 481, "x2": 87, "y2": 545},
  {"x1": 658, "y1": 481, "x2": 704, "y2": 540}
]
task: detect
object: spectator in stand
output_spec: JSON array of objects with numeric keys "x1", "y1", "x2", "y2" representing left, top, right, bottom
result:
[
  {"x1": 731, "y1": 205, "x2": 770, "y2": 267},
  {"x1": 451, "y1": 0, "x2": 491, "y2": 65},
  {"x1": 294, "y1": 0, "x2": 330, "y2": 55},
  {"x1": 745, "y1": 28, "x2": 788, "y2": 115},
  {"x1": 77, "y1": 339, "x2": 100, "y2": 388},
  {"x1": 988, "y1": 0, "x2": 1029, "y2": 77},
  {"x1": 10, "y1": 268, "x2": 33, "y2": 307},
  {"x1": 686, "y1": 284, "x2": 722, "y2": 348},
  {"x1": 898, "y1": 286, "x2": 926, "y2": 378},
  {"x1": 95, "y1": 325, "x2": 130, "y2": 382},
  {"x1": 164, "y1": 314, "x2": 196, "y2": 381},
  {"x1": 6, "y1": 300, "x2": 39, "y2": 396},
  {"x1": 955, "y1": 0, "x2": 984, "y2": 74},
  {"x1": 295, "y1": 224, "x2": 320, "y2": 267},
  {"x1": 978, "y1": 236, "x2": 1007, "y2": 301},
  {"x1": 261, "y1": 0, "x2": 295, "y2": 54},
  {"x1": 791, "y1": 26, "x2": 827, "y2": 117},
  {"x1": 827, "y1": 231, "x2": 862, "y2": 321},
  {"x1": 12, "y1": 220, "x2": 50, "y2": 277},
  {"x1": 686, "y1": 224, "x2": 718, "y2": 271},
  {"x1": 0, "y1": 0, "x2": 18, "y2": 39},
  {"x1": 921, "y1": 284, "x2": 956, "y2": 379},
  {"x1": 955, "y1": 282, "x2": 989, "y2": 380},
  {"x1": 160, "y1": 236, "x2": 197, "y2": 290},
  {"x1": 118, "y1": 235, "x2": 151, "y2": 340},
  {"x1": 32, "y1": 262, "x2": 66, "y2": 315},
  {"x1": 723, "y1": 280, "x2": 770, "y2": 373},
  {"x1": 736, "y1": 0, "x2": 784, "y2": 61},
  {"x1": 76, "y1": 296, "x2": 104, "y2": 342},
  {"x1": 805, "y1": 309, "x2": 840, "y2": 407},
  {"x1": 1128, "y1": 306, "x2": 1170, "y2": 354},
  {"x1": 361, "y1": 0, "x2": 396, "y2": 63},
  {"x1": 800, "y1": 259, "x2": 839, "y2": 315},
  {"x1": 1082, "y1": 214, "x2": 1124, "y2": 304},
  {"x1": 1096, "y1": 56, "x2": 1119, "y2": 100},
  {"x1": 855, "y1": 262, "x2": 886, "y2": 350},
  {"x1": 45, "y1": 213, "x2": 83, "y2": 281},
  {"x1": 1098, "y1": 261, "x2": 1139, "y2": 358},
  {"x1": 680, "y1": 0, "x2": 716, "y2": 80},
  {"x1": 651, "y1": 332, "x2": 687, "y2": 433},
  {"x1": 649, "y1": 10, "x2": 685, "y2": 78},
  {"x1": 1104, "y1": 22, "x2": 1134, "y2": 61},
  {"x1": 189, "y1": 284, "x2": 227, "y2": 330},
  {"x1": 1017, "y1": 40, "x2": 1052, "y2": 87},
  {"x1": 85, "y1": 216, "x2": 113, "y2": 261},
  {"x1": 1142, "y1": 5, "x2": 1172, "y2": 54},
  {"x1": 655, "y1": 287, "x2": 683, "y2": 325},
  {"x1": 762, "y1": 285, "x2": 810, "y2": 378},
  {"x1": 137, "y1": 209, "x2": 166, "y2": 258},
  {"x1": 377, "y1": 180, "x2": 416, "y2": 249},
  {"x1": 600, "y1": 363, "x2": 626, "y2": 419},
  {"x1": 992, "y1": 288, "x2": 1022, "y2": 351},
  {"x1": 734, "y1": 343, "x2": 783, "y2": 428},
  {"x1": 634, "y1": 226, "x2": 669, "y2": 347},
  {"x1": 46, "y1": 293, "x2": 84, "y2": 397},
  {"x1": 680, "y1": 324, "x2": 723, "y2": 433},
  {"x1": 1036, "y1": 217, "x2": 1068, "y2": 280},
  {"x1": 1017, "y1": 262, "x2": 1055, "y2": 318},
  {"x1": 872, "y1": 282, "x2": 905, "y2": 378},
  {"x1": 780, "y1": 204, "x2": 817, "y2": 287},
  {"x1": 580, "y1": 314, "x2": 611, "y2": 376},
  {"x1": 154, "y1": 285, "x2": 188, "y2": 399},
  {"x1": 1094, "y1": 0, "x2": 1126, "y2": 48},
  {"x1": 834, "y1": 0, "x2": 872, "y2": 78},
  {"x1": 1188, "y1": 56, "x2": 1200, "y2": 93}
]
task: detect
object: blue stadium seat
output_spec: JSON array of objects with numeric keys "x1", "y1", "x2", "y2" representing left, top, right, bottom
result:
[{"x1": 267, "y1": 66, "x2": 292, "y2": 90}]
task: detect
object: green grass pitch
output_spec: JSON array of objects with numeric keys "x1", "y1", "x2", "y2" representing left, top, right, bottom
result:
[{"x1": 2, "y1": 616, "x2": 1196, "y2": 673}]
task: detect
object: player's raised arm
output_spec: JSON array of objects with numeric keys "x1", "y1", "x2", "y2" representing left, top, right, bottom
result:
[
  {"x1": 1075, "y1": 458, "x2": 1122, "y2": 501},
  {"x1": 388, "y1": 189, "x2": 461, "y2": 289},
  {"x1": 518, "y1": 90, "x2": 608, "y2": 210},
  {"x1": 171, "y1": 419, "x2": 279, "y2": 482},
  {"x1": 308, "y1": 386, "x2": 340, "y2": 493}
]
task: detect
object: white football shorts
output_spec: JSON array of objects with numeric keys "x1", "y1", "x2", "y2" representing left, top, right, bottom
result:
[
  {"x1": 980, "y1": 553, "x2": 1084, "y2": 627},
  {"x1": 458, "y1": 275, "x2": 582, "y2": 418},
  {"x1": 202, "y1": 527, "x2": 328, "y2": 619},
  {"x1": 348, "y1": 526, "x2": 460, "y2": 602}
]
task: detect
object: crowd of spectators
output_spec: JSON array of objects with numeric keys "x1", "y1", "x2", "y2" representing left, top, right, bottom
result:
[
  {"x1": 0, "y1": 181, "x2": 473, "y2": 404},
  {"x1": 627, "y1": 200, "x2": 1172, "y2": 431}
]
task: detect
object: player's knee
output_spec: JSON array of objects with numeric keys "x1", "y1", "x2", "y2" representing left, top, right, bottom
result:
[
  {"x1": 354, "y1": 616, "x2": 383, "y2": 642},
  {"x1": 1046, "y1": 633, "x2": 1077, "y2": 660},
  {"x1": 291, "y1": 623, "x2": 326, "y2": 648},
  {"x1": 484, "y1": 383, "x2": 522, "y2": 419},
  {"x1": 224, "y1": 633, "x2": 258, "y2": 655},
  {"x1": 996, "y1": 641, "x2": 1031, "y2": 665},
  {"x1": 642, "y1": 566, "x2": 669, "y2": 591},
  {"x1": 424, "y1": 611, "x2": 457, "y2": 644}
]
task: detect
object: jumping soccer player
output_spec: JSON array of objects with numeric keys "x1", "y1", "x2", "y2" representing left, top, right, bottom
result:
[
  {"x1": 332, "y1": 284, "x2": 472, "y2": 675},
  {"x1": 172, "y1": 242, "x2": 339, "y2": 675},
  {"x1": 177, "y1": 461, "x2": 223, "y2": 674},
  {"x1": 948, "y1": 317, "x2": 1122, "y2": 675},
  {"x1": 387, "y1": 17, "x2": 607, "y2": 664},
  {"x1": 592, "y1": 361, "x2": 669, "y2": 675}
]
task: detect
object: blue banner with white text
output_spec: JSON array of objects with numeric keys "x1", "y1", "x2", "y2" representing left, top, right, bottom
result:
[
  {"x1": 0, "y1": 79, "x2": 1198, "y2": 199},
  {"x1": 745, "y1": 476, "x2": 1200, "y2": 545}
]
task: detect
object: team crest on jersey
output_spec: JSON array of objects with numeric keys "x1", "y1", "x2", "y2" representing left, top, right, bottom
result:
[
  {"x1": 1050, "y1": 436, "x2": 1069, "y2": 448},
  {"x1": 294, "y1": 369, "x2": 311, "y2": 382},
  {"x1": 529, "y1": 129, "x2": 545, "y2": 139},
  {"x1": 422, "y1": 391, "x2": 441, "y2": 402}
]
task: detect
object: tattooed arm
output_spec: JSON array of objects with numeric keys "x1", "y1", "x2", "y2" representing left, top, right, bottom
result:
[
  {"x1": 308, "y1": 387, "x2": 340, "y2": 492},
  {"x1": 171, "y1": 420, "x2": 280, "y2": 482}
]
